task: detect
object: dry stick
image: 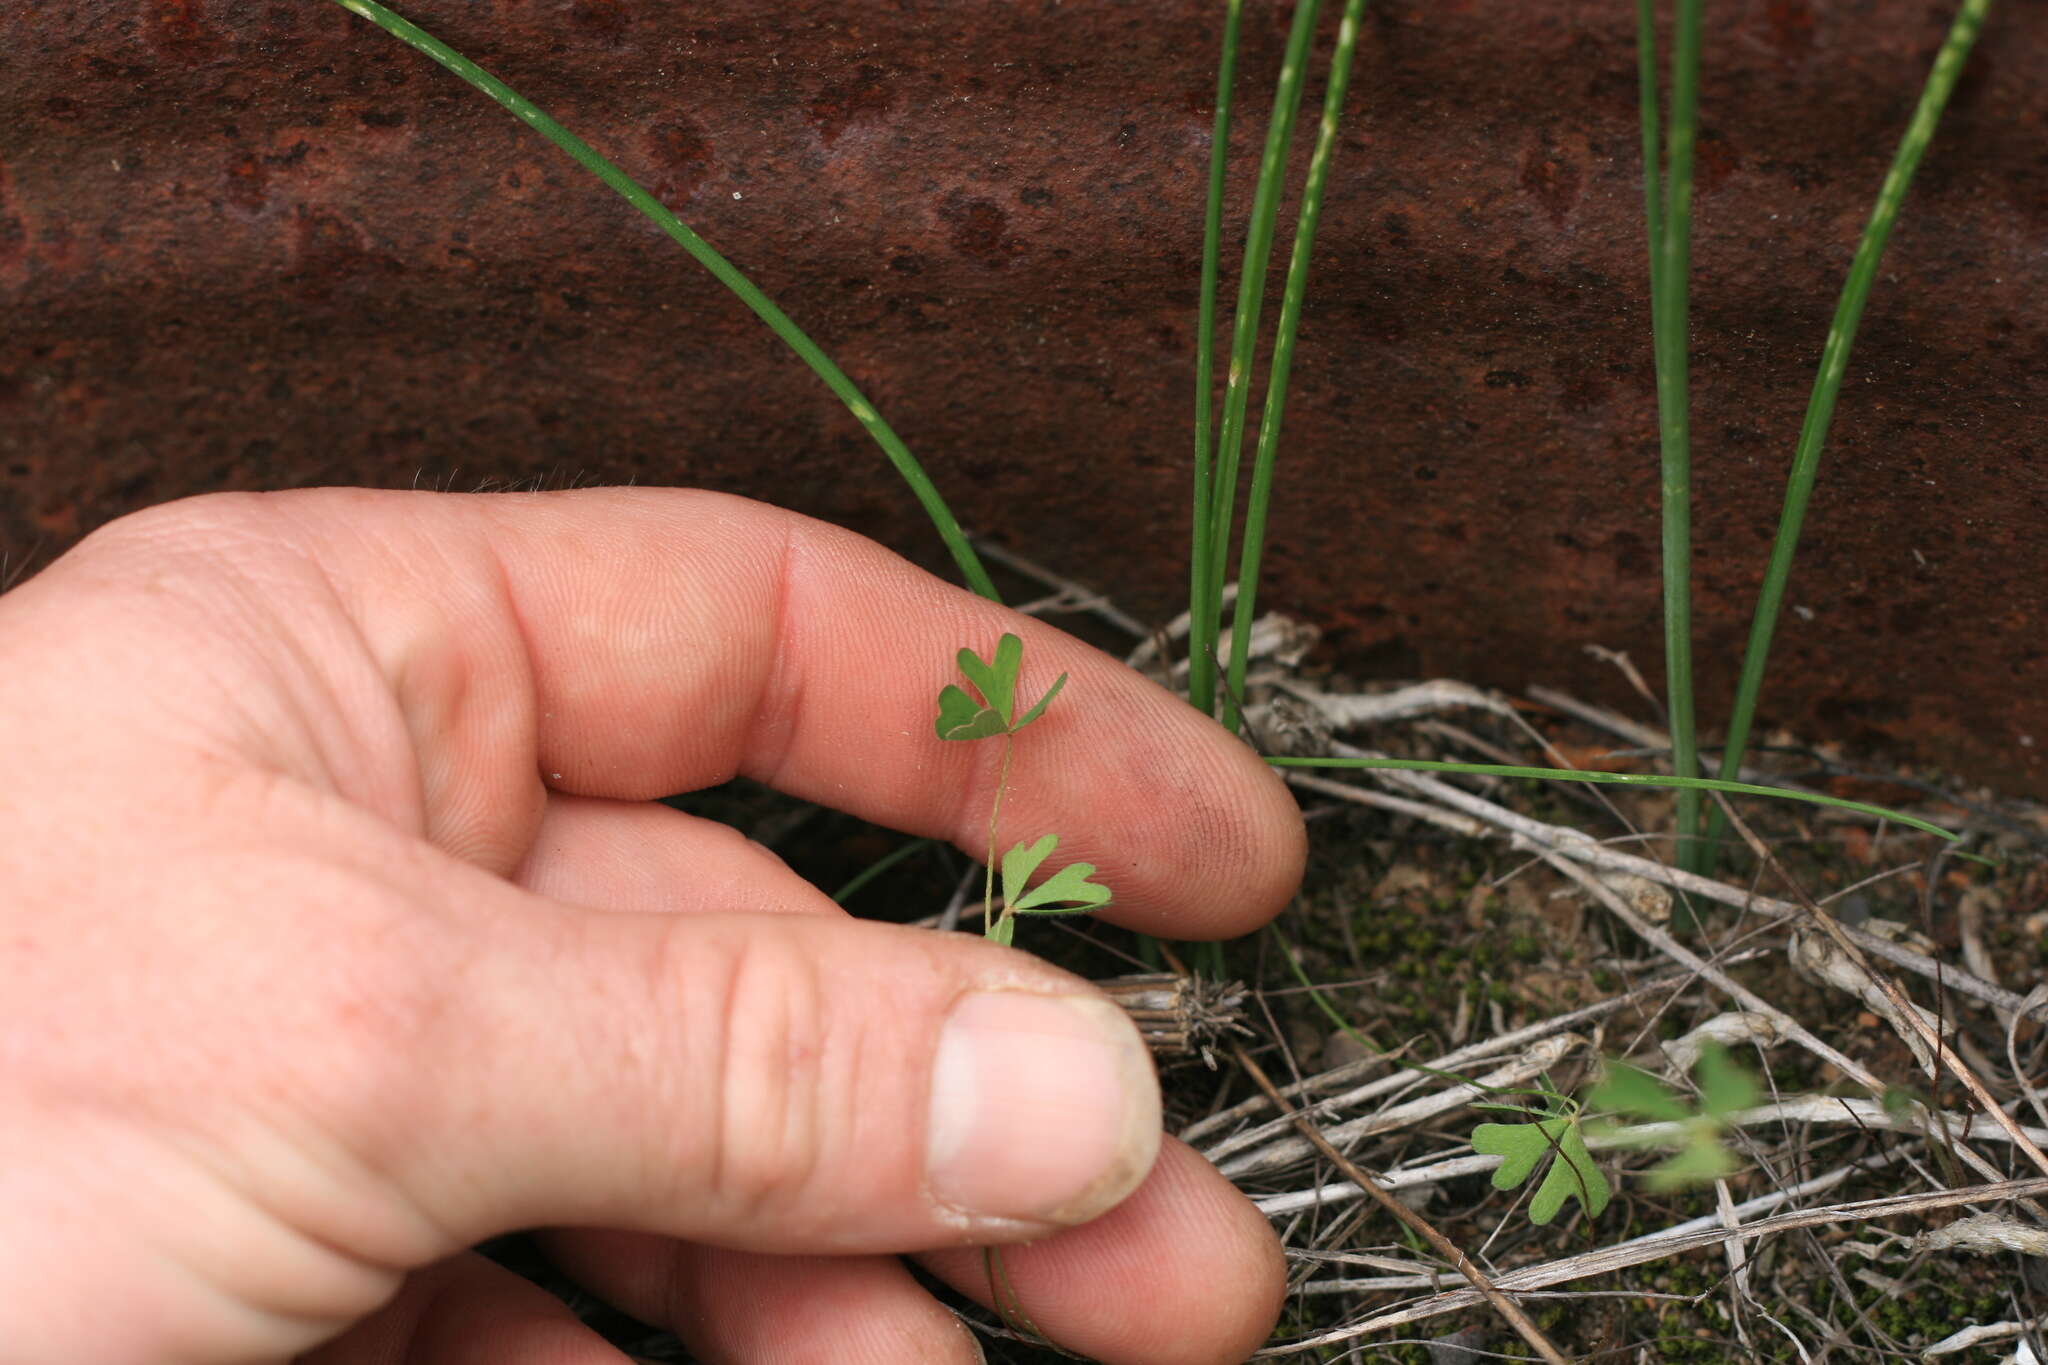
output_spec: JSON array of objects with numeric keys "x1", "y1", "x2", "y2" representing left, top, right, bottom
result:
[
  {"x1": 1260, "y1": 1118, "x2": 1926, "y2": 1221},
  {"x1": 1285, "y1": 767, "x2": 2033, "y2": 1190},
  {"x1": 966, "y1": 536, "x2": 1153, "y2": 640},
  {"x1": 1544, "y1": 839, "x2": 2031, "y2": 1193},
  {"x1": 1253, "y1": 1095, "x2": 2048, "y2": 1222},
  {"x1": 1230, "y1": 1043, "x2": 1576, "y2": 1365},
  {"x1": 1287, "y1": 769, "x2": 1887, "y2": 1090},
  {"x1": 1714, "y1": 796, "x2": 2048, "y2": 1179},
  {"x1": 1255, "y1": 1174, "x2": 2048, "y2": 1353},
  {"x1": 1217, "y1": 1036, "x2": 1575, "y2": 1178},
  {"x1": 1541, "y1": 852, "x2": 1883, "y2": 1092},
  {"x1": 1182, "y1": 953, "x2": 1764, "y2": 1146},
  {"x1": 2010, "y1": 985, "x2": 2048, "y2": 1138},
  {"x1": 1299, "y1": 756, "x2": 2048, "y2": 1023}
]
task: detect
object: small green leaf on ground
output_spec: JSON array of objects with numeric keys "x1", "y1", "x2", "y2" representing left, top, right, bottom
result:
[
  {"x1": 1586, "y1": 1061, "x2": 1690, "y2": 1123},
  {"x1": 1471, "y1": 1115, "x2": 1612, "y2": 1224},
  {"x1": 1588, "y1": 1043, "x2": 1759, "y2": 1193}
]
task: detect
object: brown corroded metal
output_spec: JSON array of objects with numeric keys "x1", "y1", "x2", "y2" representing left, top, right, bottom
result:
[{"x1": 2, "y1": 2, "x2": 2043, "y2": 793}]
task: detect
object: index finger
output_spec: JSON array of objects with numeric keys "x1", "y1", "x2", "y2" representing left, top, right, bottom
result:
[{"x1": 193, "y1": 487, "x2": 1306, "y2": 937}]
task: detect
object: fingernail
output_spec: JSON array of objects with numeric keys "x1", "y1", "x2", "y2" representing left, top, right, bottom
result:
[{"x1": 926, "y1": 991, "x2": 1161, "y2": 1226}]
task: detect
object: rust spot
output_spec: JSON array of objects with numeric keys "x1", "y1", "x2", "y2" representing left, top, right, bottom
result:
[
  {"x1": 1694, "y1": 129, "x2": 1741, "y2": 193},
  {"x1": 809, "y1": 65, "x2": 896, "y2": 145},
  {"x1": 1762, "y1": 0, "x2": 1816, "y2": 61},
  {"x1": 223, "y1": 151, "x2": 268, "y2": 214},
  {"x1": 569, "y1": 0, "x2": 629, "y2": 41},
  {"x1": 1519, "y1": 133, "x2": 1581, "y2": 227},
  {"x1": 289, "y1": 208, "x2": 385, "y2": 301},
  {"x1": 141, "y1": 0, "x2": 219, "y2": 60},
  {"x1": 645, "y1": 117, "x2": 714, "y2": 205},
  {"x1": 1555, "y1": 356, "x2": 1610, "y2": 414},
  {"x1": 938, "y1": 192, "x2": 1022, "y2": 268},
  {"x1": 0, "y1": 155, "x2": 19, "y2": 269}
]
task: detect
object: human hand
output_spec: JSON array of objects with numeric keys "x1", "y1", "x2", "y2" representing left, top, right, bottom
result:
[{"x1": 0, "y1": 488, "x2": 1305, "y2": 1365}]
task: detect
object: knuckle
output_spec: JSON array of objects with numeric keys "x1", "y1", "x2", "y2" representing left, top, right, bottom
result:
[{"x1": 675, "y1": 925, "x2": 836, "y2": 1224}]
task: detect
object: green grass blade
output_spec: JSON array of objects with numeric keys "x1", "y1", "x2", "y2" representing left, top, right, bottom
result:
[
  {"x1": 1634, "y1": 0, "x2": 1662, "y2": 293},
  {"x1": 1222, "y1": 0, "x2": 1369, "y2": 731},
  {"x1": 1189, "y1": 0, "x2": 1246, "y2": 718},
  {"x1": 1648, "y1": 0, "x2": 1704, "y2": 869},
  {"x1": 1700, "y1": 0, "x2": 1993, "y2": 870},
  {"x1": 1265, "y1": 755, "x2": 1959, "y2": 842},
  {"x1": 1199, "y1": 0, "x2": 1326, "y2": 715},
  {"x1": 830, "y1": 837, "x2": 935, "y2": 905},
  {"x1": 327, "y1": 0, "x2": 999, "y2": 603}
]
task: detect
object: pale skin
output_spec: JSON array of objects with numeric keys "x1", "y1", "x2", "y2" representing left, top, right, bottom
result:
[{"x1": 0, "y1": 487, "x2": 1308, "y2": 1365}]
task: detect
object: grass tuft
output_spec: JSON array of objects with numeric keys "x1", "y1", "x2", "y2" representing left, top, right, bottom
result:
[{"x1": 1700, "y1": 0, "x2": 1994, "y2": 871}]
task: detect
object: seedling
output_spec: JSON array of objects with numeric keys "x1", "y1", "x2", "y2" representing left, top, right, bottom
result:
[
  {"x1": 934, "y1": 634, "x2": 1110, "y2": 947},
  {"x1": 1586, "y1": 1042, "x2": 1759, "y2": 1192},
  {"x1": 1469, "y1": 1044, "x2": 1762, "y2": 1231},
  {"x1": 1470, "y1": 1079, "x2": 1611, "y2": 1227}
]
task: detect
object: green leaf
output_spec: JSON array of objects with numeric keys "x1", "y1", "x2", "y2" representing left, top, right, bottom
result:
[
  {"x1": 988, "y1": 633, "x2": 1022, "y2": 723},
  {"x1": 1583, "y1": 1048, "x2": 1759, "y2": 1194},
  {"x1": 1528, "y1": 1118, "x2": 1611, "y2": 1224},
  {"x1": 1587, "y1": 1061, "x2": 1689, "y2": 1123},
  {"x1": 952, "y1": 641, "x2": 1007, "y2": 722},
  {"x1": 1472, "y1": 1121, "x2": 1550, "y2": 1190},
  {"x1": 999, "y1": 834, "x2": 1059, "y2": 911},
  {"x1": 1693, "y1": 1043, "x2": 1759, "y2": 1117},
  {"x1": 1882, "y1": 1085, "x2": 1923, "y2": 1120},
  {"x1": 1013, "y1": 858, "x2": 1112, "y2": 915},
  {"x1": 952, "y1": 635, "x2": 1021, "y2": 728},
  {"x1": 1011, "y1": 671, "x2": 1069, "y2": 734},
  {"x1": 935, "y1": 683, "x2": 1008, "y2": 741},
  {"x1": 986, "y1": 914, "x2": 1016, "y2": 947},
  {"x1": 998, "y1": 835, "x2": 1112, "y2": 917},
  {"x1": 1644, "y1": 1131, "x2": 1740, "y2": 1191},
  {"x1": 940, "y1": 635, "x2": 1043, "y2": 738},
  {"x1": 1474, "y1": 1117, "x2": 1609, "y2": 1225}
]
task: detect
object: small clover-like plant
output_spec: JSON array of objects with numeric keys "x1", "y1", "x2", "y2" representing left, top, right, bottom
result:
[
  {"x1": 1587, "y1": 1042, "x2": 1759, "y2": 1191},
  {"x1": 1470, "y1": 1078, "x2": 1611, "y2": 1226},
  {"x1": 935, "y1": 634, "x2": 1110, "y2": 946}
]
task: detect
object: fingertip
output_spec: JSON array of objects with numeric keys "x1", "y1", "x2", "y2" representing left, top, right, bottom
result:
[{"x1": 919, "y1": 1138, "x2": 1286, "y2": 1365}]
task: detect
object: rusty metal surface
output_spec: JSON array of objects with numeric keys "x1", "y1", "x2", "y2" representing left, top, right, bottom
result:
[{"x1": 2, "y1": 1, "x2": 2043, "y2": 793}]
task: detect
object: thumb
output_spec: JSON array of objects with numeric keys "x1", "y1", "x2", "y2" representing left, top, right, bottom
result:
[{"x1": 382, "y1": 889, "x2": 1163, "y2": 1254}]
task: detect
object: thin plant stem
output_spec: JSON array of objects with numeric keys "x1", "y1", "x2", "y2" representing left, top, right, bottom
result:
[
  {"x1": 1189, "y1": 0, "x2": 1246, "y2": 718},
  {"x1": 1223, "y1": 0, "x2": 1369, "y2": 731},
  {"x1": 1644, "y1": 0, "x2": 1704, "y2": 869},
  {"x1": 984, "y1": 734, "x2": 1014, "y2": 933},
  {"x1": 1200, "y1": 0, "x2": 1326, "y2": 714},
  {"x1": 1263, "y1": 755, "x2": 1959, "y2": 841},
  {"x1": 1700, "y1": 0, "x2": 1993, "y2": 871},
  {"x1": 327, "y1": 0, "x2": 999, "y2": 602}
]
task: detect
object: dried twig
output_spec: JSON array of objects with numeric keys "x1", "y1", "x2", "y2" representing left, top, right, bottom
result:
[
  {"x1": 1716, "y1": 796, "x2": 2048, "y2": 1178},
  {"x1": 1231, "y1": 1043, "x2": 1575, "y2": 1365},
  {"x1": 1215, "y1": 1036, "x2": 1576, "y2": 1178},
  {"x1": 1254, "y1": 1176, "x2": 2048, "y2": 1352},
  {"x1": 1301, "y1": 750, "x2": 2048, "y2": 1023},
  {"x1": 1181, "y1": 958, "x2": 1760, "y2": 1145}
]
